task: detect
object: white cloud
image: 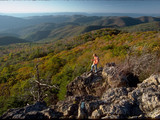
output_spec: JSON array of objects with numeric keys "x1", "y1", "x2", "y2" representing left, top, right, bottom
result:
[{"x1": 0, "y1": 1, "x2": 54, "y2": 13}]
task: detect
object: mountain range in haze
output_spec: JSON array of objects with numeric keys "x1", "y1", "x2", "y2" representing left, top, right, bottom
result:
[
  {"x1": 0, "y1": 14, "x2": 160, "y2": 45},
  {"x1": 1, "y1": 12, "x2": 160, "y2": 18}
]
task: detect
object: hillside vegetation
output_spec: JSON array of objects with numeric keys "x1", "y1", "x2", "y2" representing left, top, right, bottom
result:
[
  {"x1": 0, "y1": 29, "x2": 160, "y2": 114},
  {"x1": 0, "y1": 28, "x2": 160, "y2": 116},
  {"x1": 0, "y1": 36, "x2": 28, "y2": 46}
]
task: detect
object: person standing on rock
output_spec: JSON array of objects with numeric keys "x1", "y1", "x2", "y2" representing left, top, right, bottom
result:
[{"x1": 91, "y1": 54, "x2": 99, "y2": 73}]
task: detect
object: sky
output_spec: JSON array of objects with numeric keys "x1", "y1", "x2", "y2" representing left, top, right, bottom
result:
[{"x1": 0, "y1": 0, "x2": 160, "y2": 14}]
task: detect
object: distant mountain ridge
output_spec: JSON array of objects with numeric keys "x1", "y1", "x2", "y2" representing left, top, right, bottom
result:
[
  {"x1": 0, "y1": 36, "x2": 28, "y2": 46},
  {"x1": 0, "y1": 15, "x2": 29, "y2": 31},
  {"x1": 121, "y1": 21, "x2": 160, "y2": 32},
  {"x1": 1, "y1": 15, "x2": 160, "y2": 31},
  {"x1": 1, "y1": 12, "x2": 160, "y2": 17},
  {"x1": 1, "y1": 15, "x2": 160, "y2": 42}
]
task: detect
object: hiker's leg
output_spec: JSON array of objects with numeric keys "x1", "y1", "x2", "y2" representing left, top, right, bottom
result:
[
  {"x1": 91, "y1": 64, "x2": 94, "y2": 71},
  {"x1": 95, "y1": 64, "x2": 97, "y2": 73}
]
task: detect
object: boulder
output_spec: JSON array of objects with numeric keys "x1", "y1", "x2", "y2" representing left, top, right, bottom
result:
[
  {"x1": 54, "y1": 95, "x2": 100, "y2": 118},
  {"x1": 91, "y1": 109, "x2": 103, "y2": 119},
  {"x1": 102, "y1": 62, "x2": 116, "y2": 80},
  {"x1": 129, "y1": 74, "x2": 160, "y2": 118},
  {"x1": 67, "y1": 68, "x2": 106, "y2": 97},
  {"x1": 100, "y1": 87, "x2": 135, "y2": 119},
  {"x1": 63, "y1": 104, "x2": 78, "y2": 117}
]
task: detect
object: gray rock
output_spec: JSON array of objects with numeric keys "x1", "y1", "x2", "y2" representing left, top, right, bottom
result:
[
  {"x1": 24, "y1": 101, "x2": 47, "y2": 113},
  {"x1": 67, "y1": 68, "x2": 106, "y2": 97},
  {"x1": 0, "y1": 101, "x2": 61, "y2": 119},
  {"x1": 147, "y1": 108, "x2": 160, "y2": 118},
  {"x1": 24, "y1": 111, "x2": 48, "y2": 119},
  {"x1": 101, "y1": 87, "x2": 133, "y2": 103},
  {"x1": 101, "y1": 115, "x2": 121, "y2": 119},
  {"x1": 85, "y1": 100, "x2": 105, "y2": 116},
  {"x1": 99, "y1": 97, "x2": 133, "y2": 118},
  {"x1": 129, "y1": 74, "x2": 160, "y2": 118},
  {"x1": 91, "y1": 109, "x2": 103, "y2": 119},
  {"x1": 63, "y1": 104, "x2": 78, "y2": 117}
]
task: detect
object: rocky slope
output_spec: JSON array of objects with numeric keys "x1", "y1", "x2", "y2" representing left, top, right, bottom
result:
[{"x1": 1, "y1": 63, "x2": 160, "y2": 119}]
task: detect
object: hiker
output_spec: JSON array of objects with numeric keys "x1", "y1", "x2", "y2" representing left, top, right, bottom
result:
[{"x1": 91, "y1": 54, "x2": 99, "y2": 73}]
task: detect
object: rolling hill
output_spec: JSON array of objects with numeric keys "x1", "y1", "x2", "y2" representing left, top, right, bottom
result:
[
  {"x1": 120, "y1": 21, "x2": 160, "y2": 32},
  {"x1": 1, "y1": 15, "x2": 160, "y2": 42},
  {"x1": 0, "y1": 15, "x2": 160, "y2": 46},
  {"x1": 0, "y1": 15, "x2": 31, "y2": 31},
  {"x1": 0, "y1": 36, "x2": 28, "y2": 46},
  {"x1": 5, "y1": 22, "x2": 110, "y2": 42}
]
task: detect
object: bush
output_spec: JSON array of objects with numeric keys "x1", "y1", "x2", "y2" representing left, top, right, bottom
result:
[
  {"x1": 120, "y1": 52, "x2": 160, "y2": 82},
  {"x1": 111, "y1": 45, "x2": 130, "y2": 57},
  {"x1": 52, "y1": 65, "x2": 74, "y2": 100},
  {"x1": 0, "y1": 65, "x2": 16, "y2": 84},
  {"x1": 101, "y1": 44, "x2": 114, "y2": 51},
  {"x1": 0, "y1": 95, "x2": 28, "y2": 116}
]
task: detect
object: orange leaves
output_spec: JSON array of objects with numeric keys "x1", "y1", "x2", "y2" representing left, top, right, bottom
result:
[
  {"x1": 0, "y1": 83, "x2": 10, "y2": 96},
  {"x1": 16, "y1": 67, "x2": 33, "y2": 82}
]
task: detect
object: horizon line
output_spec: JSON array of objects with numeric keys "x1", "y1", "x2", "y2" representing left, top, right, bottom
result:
[{"x1": 1, "y1": 12, "x2": 160, "y2": 14}]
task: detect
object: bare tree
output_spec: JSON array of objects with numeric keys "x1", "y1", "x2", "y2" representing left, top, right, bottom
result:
[{"x1": 30, "y1": 64, "x2": 59, "y2": 102}]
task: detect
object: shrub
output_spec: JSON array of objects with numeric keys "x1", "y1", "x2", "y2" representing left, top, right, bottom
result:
[
  {"x1": 52, "y1": 65, "x2": 74, "y2": 100},
  {"x1": 101, "y1": 44, "x2": 114, "y2": 51},
  {"x1": 120, "y1": 52, "x2": 160, "y2": 82},
  {"x1": 111, "y1": 45, "x2": 130, "y2": 57}
]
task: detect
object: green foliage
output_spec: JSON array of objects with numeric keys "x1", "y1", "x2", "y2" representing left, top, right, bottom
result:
[
  {"x1": 51, "y1": 65, "x2": 74, "y2": 100},
  {"x1": 0, "y1": 95, "x2": 29, "y2": 116},
  {"x1": 0, "y1": 65, "x2": 17, "y2": 84},
  {"x1": 43, "y1": 56, "x2": 66, "y2": 78},
  {"x1": 111, "y1": 45, "x2": 130, "y2": 57},
  {"x1": 10, "y1": 79, "x2": 31, "y2": 96},
  {"x1": 43, "y1": 88, "x2": 59, "y2": 105},
  {"x1": 5, "y1": 95, "x2": 27, "y2": 108},
  {"x1": 101, "y1": 44, "x2": 114, "y2": 51},
  {"x1": 58, "y1": 80, "x2": 69, "y2": 100},
  {"x1": 28, "y1": 48, "x2": 48, "y2": 60}
]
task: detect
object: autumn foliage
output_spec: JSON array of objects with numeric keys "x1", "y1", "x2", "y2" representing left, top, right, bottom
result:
[{"x1": 0, "y1": 29, "x2": 160, "y2": 115}]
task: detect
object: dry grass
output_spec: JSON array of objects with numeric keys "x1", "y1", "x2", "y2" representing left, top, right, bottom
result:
[{"x1": 117, "y1": 51, "x2": 160, "y2": 82}]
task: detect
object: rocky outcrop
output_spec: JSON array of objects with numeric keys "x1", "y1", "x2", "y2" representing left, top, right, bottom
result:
[
  {"x1": 67, "y1": 68, "x2": 107, "y2": 97},
  {"x1": 67, "y1": 63, "x2": 139, "y2": 98},
  {"x1": 129, "y1": 74, "x2": 160, "y2": 118},
  {"x1": 1, "y1": 63, "x2": 160, "y2": 119},
  {"x1": 0, "y1": 101, "x2": 62, "y2": 119}
]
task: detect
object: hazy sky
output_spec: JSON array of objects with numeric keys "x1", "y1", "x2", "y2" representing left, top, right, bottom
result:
[{"x1": 0, "y1": 0, "x2": 160, "y2": 14}]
